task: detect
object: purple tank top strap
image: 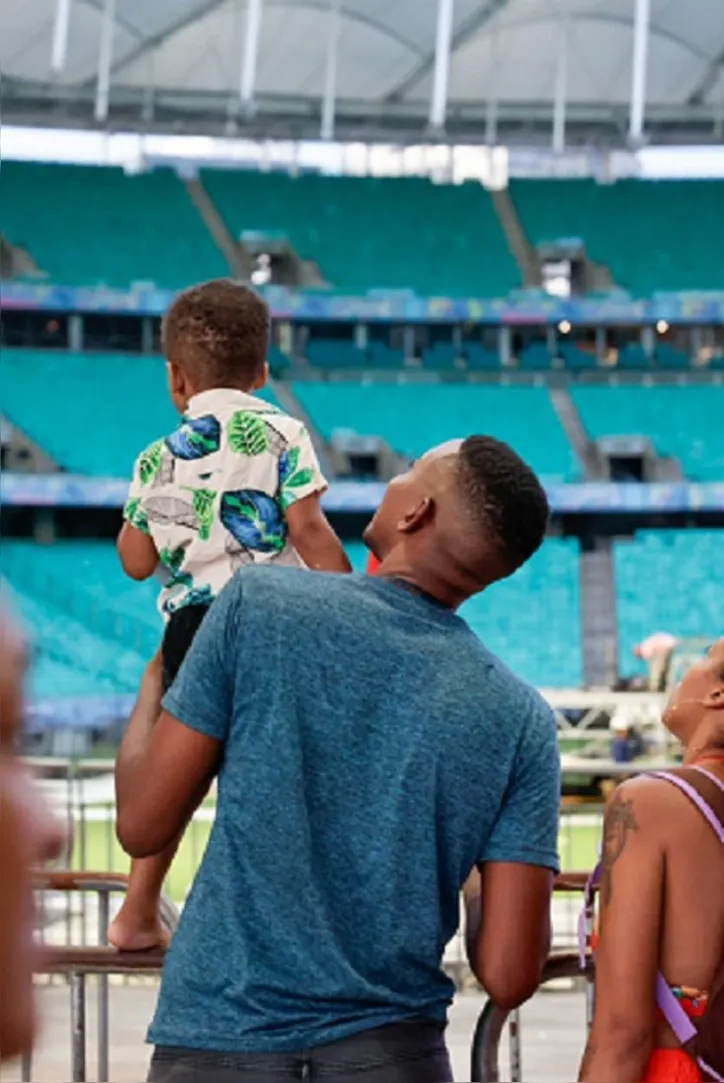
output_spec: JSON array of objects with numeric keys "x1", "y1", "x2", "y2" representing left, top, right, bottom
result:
[
  {"x1": 691, "y1": 764, "x2": 724, "y2": 794},
  {"x1": 650, "y1": 770, "x2": 724, "y2": 844}
]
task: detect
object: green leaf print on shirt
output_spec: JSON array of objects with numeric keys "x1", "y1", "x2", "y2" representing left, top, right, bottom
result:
[
  {"x1": 189, "y1": 488, "x2": 217, "y2": 542},
  {"x1": 280, "y1": 467, "x2": 316, "y2": 510},
  {"x1": 227, "y1": 411, "x2": 270, "y2": 456},
  {"x1": 138, "y1": 440, "x2": 165, "y2": 485},
  {"x1": 124, "y1": 497, "x2": 149, "y2": 534},
  {"x1": 159, "y1": 545, "x2": 186, "y2": 574}
]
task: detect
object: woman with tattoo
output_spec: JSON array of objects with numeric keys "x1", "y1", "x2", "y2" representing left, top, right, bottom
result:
[{"x1": 579, "y1": 639, "x2": 724, "y2": 1083}]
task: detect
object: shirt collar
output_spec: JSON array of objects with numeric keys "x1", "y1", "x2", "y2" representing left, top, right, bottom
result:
[{"x1": 186, "y1": 388, "x2": 261, "y2": 416}]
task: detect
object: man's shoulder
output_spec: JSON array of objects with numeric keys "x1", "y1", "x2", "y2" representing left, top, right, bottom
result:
[{"x1": 479, "y1": 648, "x2": 556, "y2": 728}]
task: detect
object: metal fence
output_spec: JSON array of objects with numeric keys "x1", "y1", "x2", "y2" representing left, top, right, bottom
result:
[{"x1": 19, "y1": 868, "x2": 595, "y2": 1083}]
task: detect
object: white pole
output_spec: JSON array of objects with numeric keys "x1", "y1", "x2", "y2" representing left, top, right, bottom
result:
[
  {"x1": 240, "y1": 0, "x2": 264, "y2": 114},
  {"x1": 321, "y1": 1, "x2": 340, "y2": 141},
  {"x1": 51, "y1": 0, "x2": 72, "y2": 74},
  {"x1": 552, "y1": 19, "x2": 568, "y2": 153},
  {"x1": 94, "y1": 0, "x2": 116, "y2": 122},
  {"x1": 429, "y1": 0, "x2": 455, "y2": 130},
  {"x1": 629, "y1": 0, "x2": 651, "y2": 142}
]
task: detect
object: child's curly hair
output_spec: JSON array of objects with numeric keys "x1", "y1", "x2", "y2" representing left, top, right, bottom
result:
[{"x1": 162, "y1": 278, "x2": 270, "y2": 390}]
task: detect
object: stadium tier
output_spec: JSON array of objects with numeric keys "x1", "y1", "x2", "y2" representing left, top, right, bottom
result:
[
  {"x1": 0, "y1": 350, "x2": 281, "y2": 476},
  {"x1": 0, "y1": 162, "x2": 228, "y2": 290},
  {"x1": 202, "y1": 170, "x2": 519, "y2": 296},
  {"x1": 294, "y1": 382, "x2": 580, "y2": 483},
  {"x1": 570, "y1": 384, "x2": 724, "y2": 482},
  {"x1": 614, "y1": 530, "x2": 722, "y2": 674},
  {"x1": 510, "y1": 178, "x2": 724, "y2": 295}
]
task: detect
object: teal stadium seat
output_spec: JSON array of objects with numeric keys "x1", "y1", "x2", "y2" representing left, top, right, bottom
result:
[
  {"x1": 202, "y1": 170, "x2": 520, "y2": 297},
  {"x1": 294, "y1": 382, "x2": 580, "y2": 482},
  {"x1": 571, "y1": 385, "x2": 724, "y2": 482},
  {"x1": 510, "y1": 178, "x2": 724, "y2": 295},
  {"x1": 1, "y1": 162, "x2": 228, "y2": 290},
  {"x1": 615, "y1": 530, "x2": 722, "y2": 675},
  {"x1": 1, "y1": 350, "x2": 282, "y2": 476}
]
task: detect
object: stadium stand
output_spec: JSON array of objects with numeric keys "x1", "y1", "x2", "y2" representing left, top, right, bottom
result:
[
  {"x1": 615, "y1": 530, "x2": 722, "y2": 675},
  {"x1": 0, "y1": 162, "x2": 228, "y2": 290},
  {"x1": 294, "y1": 382, "x2": 581, "y2": 482},
  {"x1": 510, "y1": 178, "x2": 724, "y2": 295},
  {"x1": 1, "y1": 350, "x2": 282, "y2": 476},
  {"x1": 571, "y1": 384, "x2": 724, "y2": 482},
  {"x1": 201, "y1": 170, "x2": 520, "y2": 296}
]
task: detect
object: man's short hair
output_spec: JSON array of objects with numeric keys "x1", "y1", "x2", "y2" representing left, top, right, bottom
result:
[
  {"x1": 162, "y1": 279, "x2": 270, "y2": 389},
  {"x1": 454, "y1": 435, "x2": 550, "y2": 571}
]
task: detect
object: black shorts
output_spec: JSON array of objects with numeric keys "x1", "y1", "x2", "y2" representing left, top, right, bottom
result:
[{"x1": 161, "y1": 603, "x2": 212, "y2": 693}]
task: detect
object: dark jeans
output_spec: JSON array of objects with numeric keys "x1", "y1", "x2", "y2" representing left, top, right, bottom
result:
[{"x1": 148, "y1": 1021, "x2": 453, "y2": 1083}]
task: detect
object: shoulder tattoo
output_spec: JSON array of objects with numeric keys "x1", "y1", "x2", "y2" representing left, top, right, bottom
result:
[{"x1": 599, "y1": 790, "x2": 639, "y2": 907}]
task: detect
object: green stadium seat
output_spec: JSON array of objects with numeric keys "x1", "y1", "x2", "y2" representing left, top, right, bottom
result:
[
  {"x1": 571, "y1": 385, "x2": 724, "y2": 482},
  {"x1": 1, "y1": 162, "x2": 228, "y2": 290},
  {"x1": 202, "y1": 169, "x2": 520, "y2": 297},
  {"x1": 294, "y1": 381, "x2": 580, "y2": 482},
  {"x1": 510, "y1": 178, "x2": 724, "y2": 296}
]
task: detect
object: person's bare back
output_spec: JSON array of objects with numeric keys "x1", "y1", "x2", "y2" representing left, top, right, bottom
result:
[{"x1": 655, "y1": 765, "x2": 724, "y2": 1049}]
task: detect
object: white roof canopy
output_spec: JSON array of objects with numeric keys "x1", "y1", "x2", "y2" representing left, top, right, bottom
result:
[{"x1": 2, "y1": 0, "x2": 724, "y2": 143}]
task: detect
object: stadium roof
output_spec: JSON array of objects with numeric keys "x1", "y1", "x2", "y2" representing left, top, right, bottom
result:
[{"x1": 3, "y1": 0, "x2": 724, "y2": 145}]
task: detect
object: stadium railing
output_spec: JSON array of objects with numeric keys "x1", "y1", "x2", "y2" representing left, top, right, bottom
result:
[
  {"x1": 21, "y1": 871, "x2": 178, "y2": 1083},
  {"x1": 22, "y1": 870, "x2": 595, "y2": 1082}
]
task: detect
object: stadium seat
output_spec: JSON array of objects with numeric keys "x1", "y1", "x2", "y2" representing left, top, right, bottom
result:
[
  {"x1": 557, "y1": 342, "x2": 599, "y2": 372},
  {"x1": 293, "y1": 381, "x2": 580, "y2": 482},
  {"x1": 421, "y1": 343, "x2": 459, "y2": 370},
  {"x1": 616, "y1": 344, "x2": 651, "y2": 370},
  {"x1": 615, "y1": 530, "x2": 721, "y2": 675},
  {"x1": 654, "y1": 343, "x2": 691, "y2": 370},
  {"x1": 1, "y1": 350, "x2": 284, "y2": 476},
  {"x1": 463, "y1": 343, "x2": 501, "y2": 371},
  {"x1": 201, "y1": 170, "x2": 520, "y2": 297},
  {"x1": 1, "y1": 162, "x2": 228, "y2": 290},
  {"x1": 510, "y1": 178, "x2": 724, "y2": 295},
  {"x1": 571, "y1": 385, "x2": 724, "y2": 482}
]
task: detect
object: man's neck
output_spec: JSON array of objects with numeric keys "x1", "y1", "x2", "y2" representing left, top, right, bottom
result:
[{"x1": 373, "y1": 555, "x2": 469, "y2": 611}]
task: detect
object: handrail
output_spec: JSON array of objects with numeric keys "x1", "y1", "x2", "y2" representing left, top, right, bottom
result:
[
  {"x1": 471, "y1": 953, "x2": 595, "y2": 1083},
  {"x1": 43, "y1": 944, "x2": 167, "y2": 974}
]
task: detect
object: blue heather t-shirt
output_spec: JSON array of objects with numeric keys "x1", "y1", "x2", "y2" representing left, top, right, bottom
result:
[{"x1": 150, "y1": 567, "x2": 560, "y2": 1054}]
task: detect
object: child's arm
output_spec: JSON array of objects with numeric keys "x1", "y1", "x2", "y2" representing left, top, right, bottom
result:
[
  {"x1": 281, "y1": 426, "x2": 351, "y2": 574},
  {"x1": 119, "y1": 448, "x2": 160, "y2": 580},
  {"x1": 117, "y1": 522, "x2": 159, "y2": 581},
  {"x1": 285, "y1": 493, "x2": 352, "y2": 573}
]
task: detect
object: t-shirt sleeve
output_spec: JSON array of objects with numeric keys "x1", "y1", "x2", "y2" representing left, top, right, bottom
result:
[
  {"x1": 279, "y1": 424, "x2": 327, "y2": 510},
  {"x1": 161, "y1": 578, "x2": 241, "y2": 743},
  {"x1": 480, "y1": 700, "x2": 561, "y2": 872},
  {"x1": 123, "y1": 440, "x2": 166, "y2": 535},
  {"x1": 123, "y1": 453, "x2": 150, "y2": 534}
]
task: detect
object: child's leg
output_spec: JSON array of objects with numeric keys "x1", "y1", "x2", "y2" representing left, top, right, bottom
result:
[{"x1": 108, "y1": 838, "x2": 180, "y2": 951}]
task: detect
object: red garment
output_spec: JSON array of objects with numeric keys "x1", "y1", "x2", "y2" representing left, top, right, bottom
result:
[
  {"x1": 367, "y1": 553, "x2": 381, "y2": 573},
  {"x1": 642, "y1": 1049, "x2": 703, "y2": 1082}
]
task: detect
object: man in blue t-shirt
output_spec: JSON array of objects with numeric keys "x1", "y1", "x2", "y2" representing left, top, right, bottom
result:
[{"x1": 116, "y1": 435, "x2": 560, "y2": 1083}]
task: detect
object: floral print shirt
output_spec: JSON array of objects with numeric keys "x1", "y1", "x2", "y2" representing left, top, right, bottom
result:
[{"x1": 124, "y1": 388, "x2": 327, "y2": 617}]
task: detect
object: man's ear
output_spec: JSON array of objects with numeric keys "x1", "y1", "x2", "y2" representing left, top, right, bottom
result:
[{"x1": 397, "y1": 496, "x2": 434, "y2": 534}]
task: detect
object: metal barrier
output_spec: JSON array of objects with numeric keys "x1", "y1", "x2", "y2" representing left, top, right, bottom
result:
[
  {"x1": 22, "y1": 871, "x2": 178, "y2": 1083},
  {"x1": 470, "y1": 872, "x2": 596, "y2": 1083}
]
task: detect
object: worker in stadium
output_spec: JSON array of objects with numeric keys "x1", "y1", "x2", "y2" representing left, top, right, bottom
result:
[
  {"x1": 110, "y1": 278, "x2": 351, "y2": 953},
  {"x1": 579, "y1": 639, "x2": 724, "y2": 1083},
  {"x1": 115, "y1": 435, "x2": 559, "y2": 1083},
  {"x1": 0, "y1": 611, "x2": 65, "y2": 1063}
]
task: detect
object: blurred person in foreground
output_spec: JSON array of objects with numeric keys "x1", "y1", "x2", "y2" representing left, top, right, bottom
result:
[
  {"x1": 580, "y1": 639, "x2": 724, "y2": 1083},
  {"x1": 0, "y1": 612, "x2": 65, "y2": 1062},
  {"x1": 116, "y1": 436, "x2": 560, "y2": 1083}
]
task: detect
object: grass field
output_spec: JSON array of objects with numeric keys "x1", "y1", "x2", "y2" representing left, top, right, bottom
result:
[{"x1": 71, "y1": 813, "x2": 601, "y2": 904}]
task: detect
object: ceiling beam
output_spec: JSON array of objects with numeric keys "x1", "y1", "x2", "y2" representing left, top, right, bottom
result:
[
  {"x1": 77, "y1": 0, "x2": 424, "y2": 90},
  {"x1": 384, "y1": 0, "x2": 511, "y2": 104},
  {"x1": 687, "y1": 41, "x2": 724, "y2": 105}
]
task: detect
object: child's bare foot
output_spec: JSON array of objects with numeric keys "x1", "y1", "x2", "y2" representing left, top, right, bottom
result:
[{"x1": 108, "y1": 904, "x2": 170, "y2": 952}]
